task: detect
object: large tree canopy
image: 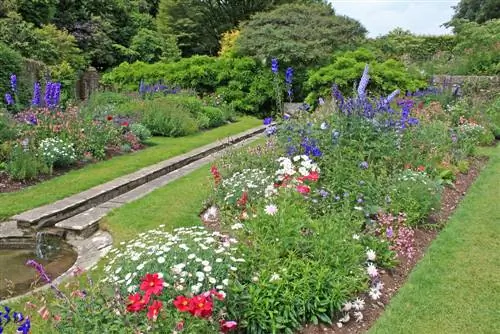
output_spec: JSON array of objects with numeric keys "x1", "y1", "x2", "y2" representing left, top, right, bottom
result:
[
  {"x1": 156, "y1": 0, "x2": 321, "y2": 56},
  {"x1": 234, "y1": 2, "x2": 367, "y2": 69},
  {"x1": 449, "y1": 0, "x2": 500, "y2": 25}
]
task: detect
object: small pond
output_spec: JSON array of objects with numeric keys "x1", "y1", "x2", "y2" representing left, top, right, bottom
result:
[{"x1": 0, "y1": 233, "x2": 77, "y2": 299}]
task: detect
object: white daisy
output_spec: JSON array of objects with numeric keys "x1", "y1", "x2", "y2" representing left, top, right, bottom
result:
[
  {"x1": 369, "y1": 288, "x2": 382, "y2": 300},
  {"x1": 264, "y1": 204, "x2": 278, "y2": 216},
  {"x1": 367, "y1": 263, "x2": 379, "y2": 277},
  {"x1": 366, "y1": 249, "x2": 376, "y2": 261},
  {"x1": 269, "y1": 273, "x2": 280, "y2": 282}
]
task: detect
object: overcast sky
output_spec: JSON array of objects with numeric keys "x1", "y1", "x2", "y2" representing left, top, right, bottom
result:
[{"x1": 329, "y1": 0, "x2": 460, "y2": 37}]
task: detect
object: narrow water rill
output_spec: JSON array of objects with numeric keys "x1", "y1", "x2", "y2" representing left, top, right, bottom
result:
[{"x1": 0, "y1": 232, "x2": 77, "y2": 300}]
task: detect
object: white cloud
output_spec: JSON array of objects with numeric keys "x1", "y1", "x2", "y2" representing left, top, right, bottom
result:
[{"x1": 328, "y1": 0, "x2": 459, "y2": 37}]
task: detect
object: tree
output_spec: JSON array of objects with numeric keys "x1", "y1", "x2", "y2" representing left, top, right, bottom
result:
[
  {"x1": 448, "y1": 0, "x2": 500, "y2": 25},
  {"x1": 156, "y1": 0, "x2": 315, "y2": 56},
  {"x1": 235, "y1": 2, "x2": 367, "y2": 69},
  {"x1": 18, "y1": 0, "x2": 59, "y2": 26}
]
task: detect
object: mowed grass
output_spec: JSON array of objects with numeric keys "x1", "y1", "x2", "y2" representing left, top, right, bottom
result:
[
  {"x1": 369, "y1": 145, "x2": 500, "y2": 334},
  {"x1": 101, "y1": 164, "x2": 213, "y2": 244},
  {"x1": 0, "y1": 116, "x2": 261, "y2": 220}
]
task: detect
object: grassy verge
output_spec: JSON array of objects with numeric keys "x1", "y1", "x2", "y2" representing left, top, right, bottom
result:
[
  {"x1": 369, "y1": 145, "x2": 500, "y2": 334},
  {"x1": 0, "y1": 116, "x2": 261, "y2": 220}
]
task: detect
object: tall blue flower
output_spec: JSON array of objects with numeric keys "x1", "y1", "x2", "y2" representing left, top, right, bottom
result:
[
  {"x1": 263, "y1": 117, "x2": 273, "y2": 125},
  {"x1": 384, "y1": 89, "x2": 400, "y2": 105},
  {"x1": 10, "y1": 74, "x2": 17, "y2": 92},
  {"x1": 4, "y1": 93, "x2": 13, "y2": 105},
  {"x1": 271, "y1": 58, "x2": 279, "y2": 74},
  {"x1": 285, "y1": 67, "x2": 294, "y2": 100},
  {"x1": 32, "y1": 82, "x2": 41, "y2": 106},
  {"x1": 357, "y1": 64, "x2": 370, "y2": 98},
  {"x1": 44, "y1": 82, "x2": 53, "y2": 107},
  {"x1": 51, "y1": 82, "x2": 61, "y2": 106}
]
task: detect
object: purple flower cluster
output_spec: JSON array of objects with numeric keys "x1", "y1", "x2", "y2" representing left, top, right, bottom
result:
[
  {"x1": 4, "y1": 93, "x2": 13, "y2": 105},
  {"x1": 301, "y1": 137, "x2": 322, "y2": 157},
  {"x1": 32, "y1": 82, "x2": 41, "y2": 106},
  {"x1": 44, "y1": 81, "x2": 62, "y2": 108},
  {"x1": 398, "y1": 99, "x2": 419, "y2": 129},
  {"x1": 139, "y1": 80, "x2": 179, "y2": 97},
  {"x1": 10, "y1": 74, "x2": 17, "y2": 92},
  {"x1": 0, "y1": 306, "x2": 31, "y2": 334},
  {"x1": 285, "y1": 67, "x2": 293, "y2": 101},
  {"x1": 271, "y1": 58, "x2": 279, "y2": 74}
]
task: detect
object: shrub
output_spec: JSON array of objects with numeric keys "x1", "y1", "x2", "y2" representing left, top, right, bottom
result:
[
  {"x1": 201, "y1": 107, "x2": 226, "y2": 128},
  {"x1": 6, "y1": 145, "x2": 49, "y2": 180},
  {"x1": 130, "y1": 123, "x2": 151, "y2": 142},
  {"x1": 305, "y1": 48, "x2": 426, "y2": 104},
  {"x1": 102, "y1": 56, "x2": 274, "y2": 116},
  {"x1": 0, "y1": 42, "x2": 23, "y2": 108}
]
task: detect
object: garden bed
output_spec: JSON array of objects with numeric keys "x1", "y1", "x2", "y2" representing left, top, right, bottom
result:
[{"x1": 300, "y1": 156, "x2": 488, "y2": 334}]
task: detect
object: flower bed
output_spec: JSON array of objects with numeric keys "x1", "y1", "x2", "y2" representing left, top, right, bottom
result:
[{"x1": 13, "y1": 64, "x2": 497, "y2": 334}]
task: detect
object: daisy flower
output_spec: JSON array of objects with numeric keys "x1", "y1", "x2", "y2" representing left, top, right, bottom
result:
[{"x1": 264, "y1": 204, "x2": 278, "y2": 216}]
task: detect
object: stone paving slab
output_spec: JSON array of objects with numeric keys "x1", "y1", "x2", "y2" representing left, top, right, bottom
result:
[{"x1": 12, "y1": 124, "x2": 267, "y2": 228}]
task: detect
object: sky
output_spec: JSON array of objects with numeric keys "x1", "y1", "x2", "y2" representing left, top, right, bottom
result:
[{"x1": 328, "y1": 0, "x2": 460, "y2": 37}]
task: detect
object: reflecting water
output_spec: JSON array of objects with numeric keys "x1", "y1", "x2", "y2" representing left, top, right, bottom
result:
[{"x1": 0, "y1": 239, "x2": 77, "y2": 299}]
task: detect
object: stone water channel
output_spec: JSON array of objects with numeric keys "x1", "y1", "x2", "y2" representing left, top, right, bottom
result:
[{"x1": 0, "y1": 124, "x2": 268, "y2": 301}]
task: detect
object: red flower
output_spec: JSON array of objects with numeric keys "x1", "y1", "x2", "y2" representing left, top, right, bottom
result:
[
  {"x1": 189, "y1": 295, "x2": 213, "y2": 318},
  {"x1": 147, "y1": 300, "x2": 163, "y2": 320},
  {"x1": 106, "y1": 115, "x2": 113, "y2": 121},
  {"x1": 140, "y1": 273, "x2": 164, "y2": 296},
  {"x1": 296, "y1": 185, "x2": 310, "y2": 194},
  {"x1": 237, "y1": 191, "x2": 248, "y2": 207},
  {"x1": 220, "y1": 320, "x2": 238, "y2": 333},
  {"x1": 173, "y1": 295, "x2": 191, "y2": 312},
  {"x1": 210, "y1": 289, "x2": 225, "y2": 301},
  {"x1": 122, "y1": 121, "x2": 129, "y2": 127},
  {"x1": 306, "y1": 171, "x2": 319, "y2": 182},
  {"x1": 210, "y1": 165, "x2": 222, "y2": 186},
  {"x1": 127, "y1": 293, "x2": 150, "y2": 312},
  {"x1": 417, "y1": 165, "x2": 425, "y2": 172}
]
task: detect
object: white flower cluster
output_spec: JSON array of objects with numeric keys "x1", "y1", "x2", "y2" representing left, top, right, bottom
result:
[
  {"x1": 397, "y1": 169, "x2": 429, "y2": 185},
  {"x1": 220, "y1": 168, "x2": 273, "y2": 204},
  {"x1": 38, "y1": 137, "x2": 77, "y2": 167},
  {"x1": 275, "y1": 155, "x2": 320, "y2": 181},
  {"x1": 102, "y1": 226, "x2": 244, "y2": 296}
]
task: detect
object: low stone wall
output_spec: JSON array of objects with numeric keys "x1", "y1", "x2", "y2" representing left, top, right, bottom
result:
[{"x1": 430, "y1": 75, "x2": 500, "y2": 89}]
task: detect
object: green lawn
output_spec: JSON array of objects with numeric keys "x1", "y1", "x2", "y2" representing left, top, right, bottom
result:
[
  {"x1": 101, "y1": 164, "x2": 212, "y2": 244},
  {"x1": 0, "y1": 117, "x2": 261, "y2": 220},
  {"x1": 369, "y1": 145, "x2": 500, "y2": 334}
]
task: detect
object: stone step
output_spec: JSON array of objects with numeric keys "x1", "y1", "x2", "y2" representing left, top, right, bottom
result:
[
  {"x1": 55, "y1": 207, "x2": 110, "y2": 240},
  {"x1": 52, "y1": 132, "x2": 264, "y2": 239},
  {"x1": 12, "y1": 125, "x2": 266, "y2": 229}
]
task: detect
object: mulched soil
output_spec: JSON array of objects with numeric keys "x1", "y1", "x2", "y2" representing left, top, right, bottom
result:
[
  {"x1": 0, "y1": 147, "x2": 138, "y2": 193},
  {"x1": 300, "y1": 156, "x2": 488, "y2": 334}
]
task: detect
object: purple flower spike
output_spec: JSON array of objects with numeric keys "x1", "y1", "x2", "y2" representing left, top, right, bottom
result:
[
  {"x1": 271, "y1": 58, "x2": 279, "y2": 74},
  {"x1": 10, "y1": 74, "x2": 17, "y2": 92},
  {"x1": 357, "y1": 64, "x2": 370, "y2": 98},
  {"x1": 26, "y1": 259, "x2": 51, "y2": 283},
  {"x1": 5, "y1": 93, "x2": 13, "y2": 105}
]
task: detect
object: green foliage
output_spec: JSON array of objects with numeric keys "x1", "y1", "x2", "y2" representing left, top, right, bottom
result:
[
  {"x1": 371, "y1": 28, "x2": 457, "y2": 63},
  {"x1": 448, "y1": 0, "x2": 500, "y2": 24},
  {"x1": 0, "y1": 42, "x2": 23, "y2": 103},
  {"x1": 156, "y1": 0, "x2": 296, "y2": 56},
  {"x1": 130, "y1": 123, "x2": 152, "y2": 142},
  {"x1": 305, "y1": 48, "x2": 426, "y2": 102},
  {"x1": 235, "y1": 3, "x2": 367, "y2": 70},
  {"x1": 387, "y1": 169, "x2": 442, "y2": 226},
  {"x1": 6, "y1": 145, "x2": 49, "y2": 180},
  {"x1": 129, "y1": 28, "x2": 180, "y2": 63},
  {"x1": 102, "y1": 56, "x2": 275, "y2": 115}
]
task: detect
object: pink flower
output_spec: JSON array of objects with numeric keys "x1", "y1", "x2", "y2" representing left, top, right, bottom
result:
[
  {"x1": 296, "y1": 185, "x2": 310, "y2": 194},
  {"x1": 264, "y1": 204, "x2": 278, "y2": 216},
  {"x1": 220, "y1": 320, "x2": 238, "y2": 332}
]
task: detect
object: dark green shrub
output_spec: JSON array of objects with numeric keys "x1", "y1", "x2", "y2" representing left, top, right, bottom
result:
[
  {"x1": 305, "y1": 48, "x2": 426, "y2": 103},
  {"x1": 102, "y1": 56, "x2": 274, "y2": 115},
  {"x1": 201, "y1": 106, "x2": 225, "y2": 128},
  {"x1": 0, "y1": 42, "x2": 23, "y2": 108},
  {"x1": 0, "y1": 112, "x2": 16, "y2": 143}
]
